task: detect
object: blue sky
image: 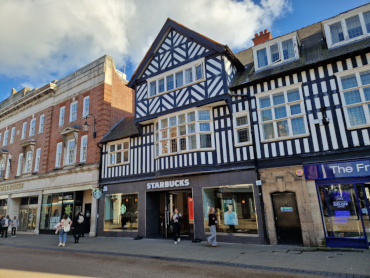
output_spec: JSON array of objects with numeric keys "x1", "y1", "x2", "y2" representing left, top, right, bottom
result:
[{"x1": 0, "y1": 0, "x2": 369, "y2": 102}]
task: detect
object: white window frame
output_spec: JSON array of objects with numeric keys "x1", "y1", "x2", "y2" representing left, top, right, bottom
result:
[
  {"x1": 34, "y1": 148, "x2": 41, "y2": 172},
  {"x1": 336, "y1": 64, "x2": 370, "y2": 129},
  {"x1": 233, "y1": 111, "x2": 252, "y2": 146},
  {"x1": 66, "y1": 139, "x2": 76, "y2": 165},
  {"x1": 324, "y1": 8, "x2": 370, "y2": 49},
  {"x1": 16, "y1": 153, "x2": 23, "y2": 176},
  {"x1": 256, "y1": 83, "x2": 309, "y2": 142},
  {"x1": 83, "y1": 96, "x2": 90, "y2": 118},
  {"x1": 5, "y1": 155, "x2": 11, "y2": 179},
  {"x1": 154, "y1": 107, "x2": 214, "y2": 157},
  {"x1": 107, "y1": 139, "x2": 130, "y2": 166},
  {"x1": 25, "y1": 151, "x2": 33, "y2": 173},
  {"x1": 0, "y1": 133, "x2": 2, "y2": 144},
  {"x1": 80, "y1": 135, "x2": 88, "y2": 162},
  {"x1": 29, "y1": 118, "x2": 36, "y2": 136},
  {"x1": 10, "y1": 127, "x2": 15, "y2": 144},
  {"x1": 69, "y1": 101, "x2": 78, "y2": 122},
  {"x1": 56, "y1": 142, "x2": 63, "y2": 167},
  {"x1": 252, "y1": 32, "x2": 299, "y2": 71},
  {"x1": 39, "y1": 114, "x2": 45, "y2": 133},
  {"x1": 59, "y1": 106, "x2": 65, "y2": 126},
  {"x1": 21, "y1": 122, "x2": 27, "y2": 139},
  {"x1": 3, "y1": 130, "x2": 8, "y2": 146},
  {"x1": 147, "y1": 58, "x2": 205, "y2": 98}
]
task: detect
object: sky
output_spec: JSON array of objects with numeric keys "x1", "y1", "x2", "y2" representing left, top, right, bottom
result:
[{"x1": 0, "y1": 0, "x2": 369, "y2": 102}]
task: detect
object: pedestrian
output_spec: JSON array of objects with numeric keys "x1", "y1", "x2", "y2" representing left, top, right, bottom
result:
[
  {"x1": 58, "y1": 214, "x2": 72, "y2": 247},
  {"x1": 1, "y1": 215, "x2": 10, "y2": 239},
  {"x1": 11, "y1": 216, "x2": 19, "y2": 237},
  {"x1": 72, "y1": 211, "x2": 84, "y2": 243},
  {"x1": 0, "y1": 216, "x2": 3, "y2": 238},
  {"x1": 207, "y1": 207, "x2": 218, "y2": 247},
  {"x1": 172, "y1": 208, "x2": 182, "y2": 244},
  {"x1": 79, "y1": 212, "x2": 85, "y2": 238}
]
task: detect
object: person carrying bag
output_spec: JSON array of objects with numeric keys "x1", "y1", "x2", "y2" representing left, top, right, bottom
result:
[{"x1": 58, "y1": 214, "x2": 72, "y2": 247}]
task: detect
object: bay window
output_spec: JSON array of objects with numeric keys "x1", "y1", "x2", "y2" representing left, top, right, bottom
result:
[{"x1": 154, "y1": 108, "x2": 214, "y2": 157}]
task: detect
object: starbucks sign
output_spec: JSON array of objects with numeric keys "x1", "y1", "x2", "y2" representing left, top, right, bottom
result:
[{"x1": 93, "y1": 188, "x2": 102, "y2": 199}]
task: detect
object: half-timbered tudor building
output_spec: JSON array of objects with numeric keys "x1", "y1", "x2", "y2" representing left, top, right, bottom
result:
[
  {"x1": 99, "y1": 4, "x2": 370, "y2": 248},
  {"x1": 0, "y1": 56, "x2": 134, "y2": 236}
]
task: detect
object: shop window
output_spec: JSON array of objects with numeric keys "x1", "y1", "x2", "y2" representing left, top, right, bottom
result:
[
  {"x1": 203, "y1": 185, "x2": 258, "y2": 235},
  {"x1": 154, "y1": 107, "x2": 214, "y2": 157},
  {"x1": 337, "y1": 67, "x2": 370, "y2": 128},
  {"x1": 256, "y1": 85, "x2": 308, "y2": 141},
  {"x1": 104, "y1": 193, "x2": 138, "y2": 231},
  {"x1": 108, "y1": 139, "x2": 130, "y2": 166}
]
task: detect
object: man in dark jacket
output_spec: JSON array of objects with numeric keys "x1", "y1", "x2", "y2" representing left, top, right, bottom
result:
[{"x1": 72, "y1": 211, "x2": 83, "y2": 243}]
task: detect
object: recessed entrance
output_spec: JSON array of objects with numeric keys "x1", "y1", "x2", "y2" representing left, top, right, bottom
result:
[{"x1": 146, "y1": 190, "x2": 193, "y2": 239}]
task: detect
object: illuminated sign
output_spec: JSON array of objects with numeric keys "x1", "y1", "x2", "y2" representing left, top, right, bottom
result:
[{"x1": 147, "y1": 179, "x2": 190, "y2": 190}]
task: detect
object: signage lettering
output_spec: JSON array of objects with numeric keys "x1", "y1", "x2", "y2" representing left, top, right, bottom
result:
[
  {"x1": 304, "y1": 159, "x2": 370, "y2": 180},
  {"x1": 147, "y1": 179, "x2": 190, "y2": 190},
  {"x1": 0, "y1": 183, "x2": 24, "y2": 191}
]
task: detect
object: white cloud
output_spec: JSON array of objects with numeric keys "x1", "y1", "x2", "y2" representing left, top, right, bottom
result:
[{"x1": 0, "y1": 0, "x2": 290, "y2": 88}]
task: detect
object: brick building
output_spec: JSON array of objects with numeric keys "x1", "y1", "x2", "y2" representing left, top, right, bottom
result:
[{"x1": 0, "y1": 55, "x2": 133, "y2": 236}]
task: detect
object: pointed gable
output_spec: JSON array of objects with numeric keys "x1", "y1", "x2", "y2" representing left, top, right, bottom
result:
[{"x1": 128, "y1": 18, "x2": 241, "y2": 88}]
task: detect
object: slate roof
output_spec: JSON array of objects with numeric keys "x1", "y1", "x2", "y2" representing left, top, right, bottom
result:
[
  {"x1": 99, "y1": 115, "x2": 140, "y2": 144},
  {"x1": 231, "y1": 20, "x2": 370, "y2": 90}
]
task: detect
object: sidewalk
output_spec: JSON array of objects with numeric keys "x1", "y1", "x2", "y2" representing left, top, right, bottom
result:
[{"x1": 1, "y1": 234, "x2": 369, "y2": 277}]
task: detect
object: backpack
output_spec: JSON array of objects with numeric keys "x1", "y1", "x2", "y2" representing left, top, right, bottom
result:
[{"x1": 77, "y1": 215, "x2": 84, "y2": 224}]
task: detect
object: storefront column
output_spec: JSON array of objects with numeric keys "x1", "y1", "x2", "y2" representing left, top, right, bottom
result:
[
  {"x1": 7, "y1": 195, "x2": 20, "y2": 219},
  {"x1": 34, "y1": 193, "x2": 42, "y2": 234},
  {"x1": 89, "y1": 193, "x2": 97, "y2": 237}
]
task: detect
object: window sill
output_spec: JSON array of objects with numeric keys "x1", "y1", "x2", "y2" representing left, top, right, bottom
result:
[
  {"x1": 329, "y1": 33, "x2": 370, "y2": 50},
  {"x1": 347, "y1": 124, "x2": 370, "y2": 131},
  {"x1": 260, "y1": 133, "x2": 310, "y2": 143},
  {"x1": 234, "y1": 142, "x2": 253, "y2": 147},
  {"x1": 107, "y1": 162, "x2": 130, "y2": 167},
  {"x1": 155, "y1": 148, "x2": 215, "y2": 158},
  {"x1": 148, "y1": 78, "x2": 205, "y2": 99}
]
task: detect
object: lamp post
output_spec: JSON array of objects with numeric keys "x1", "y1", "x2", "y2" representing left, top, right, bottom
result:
[{"x1": 82, "y1": 114, "x2": 97, "y2": 138}]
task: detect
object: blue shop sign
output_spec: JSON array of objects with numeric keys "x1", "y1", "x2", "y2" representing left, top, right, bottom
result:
[{"x1": 303, "y1": 159, "x2": 370, "y2": 180}]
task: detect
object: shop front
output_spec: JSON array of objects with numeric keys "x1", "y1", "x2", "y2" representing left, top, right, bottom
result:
[
  {"x1": 304, "y1": 159, "x2": 370, "y2": 249},
  {"x1": 99, "y1": 170, "x2": 265, "y2": 244}
]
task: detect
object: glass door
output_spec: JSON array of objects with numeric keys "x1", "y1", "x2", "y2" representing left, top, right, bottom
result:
[
  {"x1": 356, "y1": 183, "x2": 370, "y2": 243},
  {"x1": 19, "y1": 208, "x2": 29, "y2": 231}
]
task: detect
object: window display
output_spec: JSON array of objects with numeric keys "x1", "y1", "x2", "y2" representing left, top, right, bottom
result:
[
  {"x1": 203, "y1": 185, "x2": 257, "y2": 234},
  {"x1": 104, "y1": 193, "x2": 138, "y2": 231}
]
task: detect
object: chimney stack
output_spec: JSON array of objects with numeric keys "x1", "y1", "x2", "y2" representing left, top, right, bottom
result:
[{"x1": 252, "y1": 29, "x2": 273, "y2": 46}]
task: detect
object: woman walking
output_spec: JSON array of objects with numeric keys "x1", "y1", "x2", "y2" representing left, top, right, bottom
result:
[
  {"x1": 58, "y1": 214, "x2": 72, "y2": 247},
  {"x1": 207, "y1": 207, "x2": 218, "y2": 247}
]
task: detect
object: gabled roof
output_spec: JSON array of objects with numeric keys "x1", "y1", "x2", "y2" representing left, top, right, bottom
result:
[
  {"x1": 128, "y1": 18, "x2": 242, "y2": 88},
  {"x1": 99, "y1": 116, "x2": 140, "y2": 144}
]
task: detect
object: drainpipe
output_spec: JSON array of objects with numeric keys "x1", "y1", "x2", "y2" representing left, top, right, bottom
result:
[{"x1": 231, "y1": 92, "x2": 270, "y2": 245}]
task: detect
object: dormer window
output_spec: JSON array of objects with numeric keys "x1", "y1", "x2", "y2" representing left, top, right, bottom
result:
[
  {"x1": 324, "y1": 9, "x2": 370, "y2": 49},
  {"x1": 147, "y1": 58, "x2": 205, "y2": 98},
  {"x1": 253, "y1": 33, "x2": 299, "y2": 71}
]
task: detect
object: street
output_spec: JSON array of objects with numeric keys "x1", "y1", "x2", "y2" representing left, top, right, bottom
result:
[{"x1": 0, "y1": 246, "x2": 324, "y2": 278}]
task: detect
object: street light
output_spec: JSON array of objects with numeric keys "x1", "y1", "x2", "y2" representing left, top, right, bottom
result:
[{"x1": 82, "y1": 114, "x2": 97, "y2": 138}]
